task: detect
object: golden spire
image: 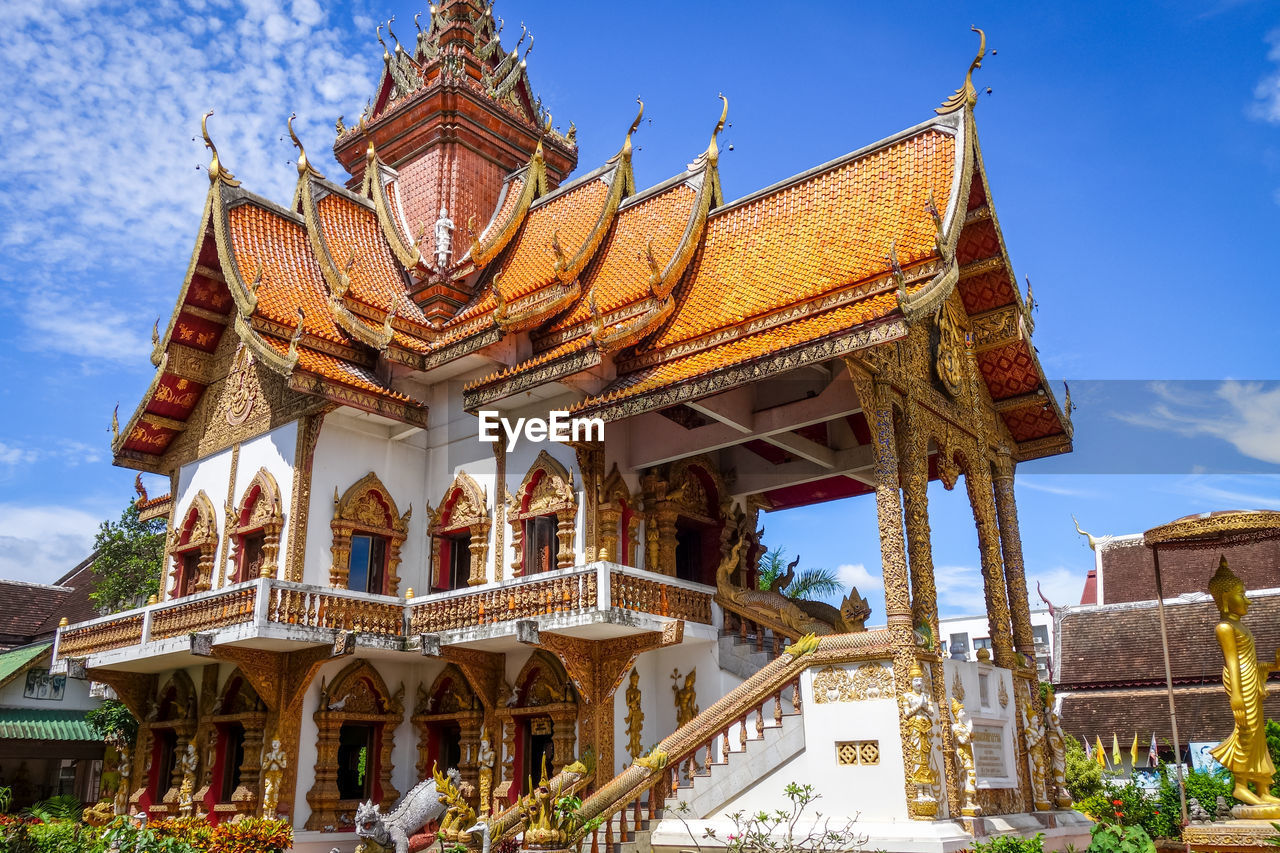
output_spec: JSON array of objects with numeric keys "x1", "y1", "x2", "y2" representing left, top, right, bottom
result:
[
  {"x1": 936, "y1": 26, "x2": 986, "y2": 115},
  {"x1": 201, "y1": 110, "x2": 240, "y2": 186},
  {"x1": 289, "y1": 113, "x2": 324, "y2": 179},
  {"x1": 622, "y1": 98, "x2": 643, "y2": 159}
]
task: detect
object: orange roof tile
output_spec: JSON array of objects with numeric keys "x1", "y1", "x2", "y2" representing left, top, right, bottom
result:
[
  {"x1": 576, "y1": 291, "x2": 905, "y2": 413},
  {"x1": 314, "y1": 190, "x2": 432, "y2": 328},
  {"x1": 466, "y1": 334, "x2": 595, "y2": 391},
  {"x1": 257, "y1": 336, "x2": 414, "y2": 404},
  {"x1": 226, "y1": 203, "x2": 347, "y2": 343},
  {"x1": 642, "y1": 129, "x2": 954, "y2": 351},
  {"x1": 493, "y1": 176, "x2": 611, "y2": 301},
  {"x1": 383, "y1": 177, "x2": 415, "y2": 246},
  {"x1": 553, "y1": 182, "x2": 698, "y2": 330},
  {"x1": 476, "y1": 174, "x2": 526, "y2": 246}
]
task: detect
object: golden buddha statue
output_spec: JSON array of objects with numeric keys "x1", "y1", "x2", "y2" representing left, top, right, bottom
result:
[{"x1": 1208, "y1": 556, "x2": 1280, "y2": 811}]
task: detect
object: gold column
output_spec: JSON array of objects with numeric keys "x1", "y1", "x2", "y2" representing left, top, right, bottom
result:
[
  {"x1": 963, "y1": 454, "x2": 1017, "y2": 670},
  {"x1": 852, "y1": 364, "x2": 929, "y2": 818},
  {"x1": 993, "y1": 449, "x2": 1036, "y2": 662},
  {"x1": 898, "y1": 405, "x2": 960, "y2": 817}
]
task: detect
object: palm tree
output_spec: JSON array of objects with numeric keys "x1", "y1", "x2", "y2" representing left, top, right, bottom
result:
[{"x1": 756, "y1": 546, "x2": 844, "y2": 601}]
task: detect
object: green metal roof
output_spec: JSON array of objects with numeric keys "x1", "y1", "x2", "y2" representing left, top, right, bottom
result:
[
  {"x1": 0, "y1": 644, "x2": 51, "y2": 685},
  {"x1": 0, "y1": 708, "x2": 100, "y2": 742}
]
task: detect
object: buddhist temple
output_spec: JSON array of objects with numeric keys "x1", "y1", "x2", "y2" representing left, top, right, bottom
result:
[{"x1": 55, "y1": 3, "x2": 1083, "y2": 850}]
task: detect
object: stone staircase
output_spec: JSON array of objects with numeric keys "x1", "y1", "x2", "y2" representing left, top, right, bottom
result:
[{"x1": 588, "y1": 681, "x2": 805, "y2": 853}]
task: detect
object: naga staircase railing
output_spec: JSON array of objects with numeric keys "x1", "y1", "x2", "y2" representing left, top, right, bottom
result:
[
  {"x1": 569, "y1": 630, "x2": 896, "y2": 852},
  {"x1": 716, "y1": 595, "x2": 802, "y2": 662},
  {"x1": 485, "y1": 765, "x2": 593, "y2": 845}
]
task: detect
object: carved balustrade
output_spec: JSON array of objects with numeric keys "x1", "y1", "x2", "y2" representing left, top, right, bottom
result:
[
  {"x1": 408, "y1": 564, "x2": 713, "y2": 634},
  {"x1": 56, "y1": 612, "x2": 145, "y2": 657},
  {"x1": 265, "y1": 585, "x2": 403, "y2": 636},
  {"x1": 150, "y1": 586, "x2": 258, "y2": 639}
]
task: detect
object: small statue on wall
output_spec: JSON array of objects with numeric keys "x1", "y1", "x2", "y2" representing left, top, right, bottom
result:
[
  {"x1": 900, "y1": 663, "x2": 940, "y2": 817},
  {"x1": 950, "y1": 698, "x2": 980, "y2": 817},
  {"x1": 477, "y1": 728, "x2": 496, "y2": 817},
  {"x1": 672, "y1": 668, "x2": 698, "y2": 728},
  {"x1": 625, "y1": 668, "x2": 645, "y2": 760},
  {"x1": 261, "y1": 734, "x2": 287, "y2": 817},
  {"x1": 177, "y1": 742, "x2": 199, "y2": 816}
]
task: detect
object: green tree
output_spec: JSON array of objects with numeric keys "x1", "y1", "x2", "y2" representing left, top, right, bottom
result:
[
  {"x1": 755, "y1": 547, "x2": 844, "y2": 601},
  {"x1": 90, "y1": 500, "x2": 165, "y2": 613},
  {"x1": 1064, "y1": 733, "x2": 1103, "y2": 801},
  {"x1": 85, "y1": 699, "x2": 138, "y2": 749}
]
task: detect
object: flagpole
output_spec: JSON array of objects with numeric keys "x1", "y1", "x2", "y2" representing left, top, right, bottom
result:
[{"x1": 1152, "y1": 547, "x2": 1189, "y2": 829}]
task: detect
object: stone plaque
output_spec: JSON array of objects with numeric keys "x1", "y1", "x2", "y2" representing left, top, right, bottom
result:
[{"x1": 973, "y1": 724, "x2": 1008, "y2": 781}]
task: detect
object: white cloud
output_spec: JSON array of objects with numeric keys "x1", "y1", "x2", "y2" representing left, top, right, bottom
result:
[
  {"x1": 1015, "y1": 478, "x2": 1095, "y2": 498},
  {"x1": 834, "y1": 562, "x2": 882, "y2": 593},
  {"x1": 1027, "y1": 565, "x2": 1086, "y2": 610},
  {"x1": 1115, "y1": 381, "x2": 1280, "y2": 466},
  {"x1": 0, "y1": 503, "x2": 103, "y2": 584},
  {"x1": 1251, "y1": 28, "x2": 1280, "y2": 125},
  {"x1": 0, "y1": 441, "x2": 39, "y2": 467},
  {"x1": 0, "y1": 0, "x2": 377, "y2": 356},
  {"x1": 934, "y1": 564, "x2": 990, "y2": 617}
]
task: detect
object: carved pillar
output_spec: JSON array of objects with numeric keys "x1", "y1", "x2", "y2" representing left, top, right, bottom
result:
[
  {"x1": 993, "y1": 449, "x2": 1035, "y2": 662},
  {"x1": 598, "y1": 506, "x2": 621, "y2": 563},
  {"x1": 555, "y1": 509, "x2": 576, "y2": 569},
  {"x1": 656, "y1": 509, "x2": 678, "y2": 577},
  {"x1": 469, "y1": 521, "x2": 491, "y2": 585},
  {"x1": 459, "y1": 716, "x2": 482, "y2": 792},
  {"x1": 898, "y1": 406, "x2": 960, "y2": 816},
  {"x1": 234, "y1": 724, "x2": 265, "y2": 814},
  {"x1": 850, "y1": 361, "x2": 927, "y2": 818},
  {"x1": 329, "y1": 527, "x2": 353, "y2": 588},
  {"x1": 493, "y1": 443, "x2": 506, "y2": 583},
  {"x1": 963, "y1": 454, "x2": 1016, "y2": 670},
  {"x1": 573, "y1": 442, "x2": 603, "y2": 560},
  {"x1": 551, "y1": 714, "x2": 576, "y2": 777}
]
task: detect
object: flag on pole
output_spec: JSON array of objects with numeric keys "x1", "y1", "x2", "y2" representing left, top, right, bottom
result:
[
  {"x1": 1096, "y1": 735, "x2": 1108, "y2": 768},
  {"x1": 1130, "y1": 733, "x2": 1139, "y2": 769},
  {"x1": 1084, "y1": 737, "x2": 1093, "y2": 760},
  {"x1": 1112, "y1": 733, "x2": 1122, "y2": 767},
  {"x1": 1148, "y1": 732, "x2": 1159, "y2": 767}
]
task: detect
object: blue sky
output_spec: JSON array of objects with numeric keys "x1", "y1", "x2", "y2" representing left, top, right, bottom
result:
[{"x1": 0, "y1": 0, "x2": 1277, "y2": 615}]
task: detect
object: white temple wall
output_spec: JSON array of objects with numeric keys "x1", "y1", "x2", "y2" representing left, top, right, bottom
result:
[
  {"x1": 710, "y1": 663, "x2": 911, "y2": 822},
  {"x1": 226, "y1": 424, "x2": 298, "y2": 584},
  {"x1": 171, "y1": 447, "x2": 234, "y2": 599},
  {"x1": 305, "y1": 413, "x2": 430, "y2": 592}
]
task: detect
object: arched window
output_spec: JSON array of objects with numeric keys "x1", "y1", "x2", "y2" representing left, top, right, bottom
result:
[
  {"x1": 170, "y1": 491, "x2": 218, "y2": 598},
  {"x1": 646, "y1": 458, "x2": 726, "y2": 585},
  {"x1": 229, "y1": 468, "x2": 283, "y2": 584},
  {"x1": 508, "y1": 451, "x2": 576, "y2": 577},
  {"x1": 197, "y1": 671, "x2": 266, "y2": 821},
  {"x1": 493, "y1": 651, "x2": 576, "y2": 805},
  {"x1": 330, "y1": 473, "x2": 410, "y2": 596},
  {"x1": 304, "y1": 661, "x2": 404, "y2": 831},
  {"x1": 412, "y1": 665, "x2": 482, "y2": 788},
  {"x1": 599, "y1": 465, "x2": 638, "y2": 566},
  {"x1": 132, "y1": 671, "x2": 197, "y2": 818},
  {"x1": 428, "y1": 472, "x2": 490, "y2": 590}
]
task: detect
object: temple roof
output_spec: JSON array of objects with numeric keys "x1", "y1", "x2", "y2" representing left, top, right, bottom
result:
[{"x1": 113, "y1": 25, "x2": 1072, "y2": 472}]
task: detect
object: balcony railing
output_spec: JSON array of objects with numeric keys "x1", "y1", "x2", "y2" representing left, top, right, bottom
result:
[
  {"x1": 406, "y1": 564, "x2": 712, "y2": 634},
  {"x1": 56, "y1": 565, "x2": 713, "y2": 662}
]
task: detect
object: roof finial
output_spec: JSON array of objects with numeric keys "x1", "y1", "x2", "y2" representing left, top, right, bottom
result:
[
  {"x1": 152, "y1": 318, "x2": 160, "y2": 346},
  {"x1": 289, "y1": 113, "x2": 323, "y2": 178},
  {"x1": 936, "y1": 26, "x2": 986, "y2": 115},
  {"x1": 110, "y1": 404, "x2": 119, "y2": 441},
  {"x1": 135, "y1": 473, "x2": 148, "y2": 503},
  {"x1": 705, "y1": 93, "x2": 729, "y2": 163},
  {"x1": 201, "y1": 110, "x2": 239, "y2": 186},
  {"x1": 621, "y1": 98, "x2": 644, "y2": 157},
  {"x1": 286, "y1": 308, "x2": 305, "y2": 364}
]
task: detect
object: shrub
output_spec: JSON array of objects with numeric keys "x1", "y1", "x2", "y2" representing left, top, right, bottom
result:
[
  {"x1": 25, "y1": 821, "x2": 103, "y2": 853},
  {"x1": 974, "y1": 832, "x2": 1044, "y2": 853},
  {"x1": 207, "y1": 818, "x2": 291, "y2": 853},
  {"x1": 150, "y1": 817, "x2": 214, "y2": 850},
  {"x1": 1183, "y1": 768, "x2": 1236, "y2": 813},
  {"x1": 1087, "y1": 823, "x2": 1156, "y2": 853},
  {"x1": 1065, "y1": 734, "x2": 1103, "y2": 801}
]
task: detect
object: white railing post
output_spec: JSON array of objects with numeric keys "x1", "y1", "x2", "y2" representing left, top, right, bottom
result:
[
  {"x1": 254, "y1": 577, "x2": 272, "y2": 626},
  {"x1": 140, "y1": 605, "x2": 153, "y2": 645},
  {"x1": 596, "y1": 563, "x2": 610, "y2": 612}
]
